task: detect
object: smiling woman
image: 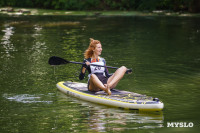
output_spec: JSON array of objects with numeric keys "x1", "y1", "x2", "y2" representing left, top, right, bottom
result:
[{"x1": 79, "y1": 38, "x2": 130, "y2": 95}]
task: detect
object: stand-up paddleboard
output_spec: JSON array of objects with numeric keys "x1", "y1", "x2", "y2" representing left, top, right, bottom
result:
[{"x1": 57, "y1": 81, "x2": 164, "y2": 111}]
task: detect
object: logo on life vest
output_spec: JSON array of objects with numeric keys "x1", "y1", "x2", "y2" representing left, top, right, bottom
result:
[{"x1": 90, "y1": 62, "x2": 105, "y2": 74}]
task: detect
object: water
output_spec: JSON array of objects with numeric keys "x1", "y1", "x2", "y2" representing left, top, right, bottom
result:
[{"x1": 0, "y1": 14, "x2": 200, "y2": 132}]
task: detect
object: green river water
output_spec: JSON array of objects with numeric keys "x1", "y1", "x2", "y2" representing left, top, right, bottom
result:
[{"x1": 0, "y1": 15, "x2": 200, "y2": 133}]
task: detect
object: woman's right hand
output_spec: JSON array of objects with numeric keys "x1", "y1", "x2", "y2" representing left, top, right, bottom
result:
[{"x1": 85, "y1": 61, "x2": 90, "y2": 66}]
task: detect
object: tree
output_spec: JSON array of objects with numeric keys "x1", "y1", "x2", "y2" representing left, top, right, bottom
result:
[{"x1": 189, "y1": 0, "x2": 200, "y2": 13}]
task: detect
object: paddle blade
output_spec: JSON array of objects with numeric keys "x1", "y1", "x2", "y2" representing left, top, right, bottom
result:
[{"x1": 48, "y1": 56, "x2": 69, "y2": 65}]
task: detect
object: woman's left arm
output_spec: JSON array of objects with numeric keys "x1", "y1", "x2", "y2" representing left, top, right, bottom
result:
[
  {"x1": 105, "y1": 67, "x2": 113, "y2": 78},
  {"x1": 103, "y1": 59, "x2": 113, "y2": 78}
]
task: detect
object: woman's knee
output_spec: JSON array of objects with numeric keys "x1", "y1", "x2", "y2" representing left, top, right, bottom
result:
[{"x1": 90, "y1": 74, "x2": 96, "y2": 80}]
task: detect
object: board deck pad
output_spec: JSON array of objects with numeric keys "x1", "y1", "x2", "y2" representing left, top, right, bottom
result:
[{"x1": 63, "y1": 81, "x2": 157, "y2": 104}]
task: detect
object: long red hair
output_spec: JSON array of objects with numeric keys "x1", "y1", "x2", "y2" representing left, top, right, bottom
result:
[{"x1": 84, "y1": 38, "x2": 101, "y2": 59}]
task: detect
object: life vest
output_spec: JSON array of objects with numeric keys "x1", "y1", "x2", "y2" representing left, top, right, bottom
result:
[
  {"x1": 90, "y1": 61, "x2": 105, "y2": 74},
  {"x1": 90, "y1": 57, "x2": 105, "y2": 74}
]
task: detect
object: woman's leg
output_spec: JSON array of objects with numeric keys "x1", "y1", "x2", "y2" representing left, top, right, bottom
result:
[
  {"x1": 89, "y1": 74, "x2": 111, "y2": 95},
  {"x1": 107, "y1": 66, "x2": 127, "y2": 89}
]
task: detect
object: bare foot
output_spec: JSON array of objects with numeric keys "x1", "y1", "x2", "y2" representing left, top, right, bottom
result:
[{"x1": 104, "y1": 84, "x2": 111, "y2": 95}]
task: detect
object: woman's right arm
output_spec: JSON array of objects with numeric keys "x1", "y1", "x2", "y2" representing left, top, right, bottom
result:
[
  {"x1": 79, "y1": 65, "x2": 86, "y2": 80},
  {"x1": 79, "y1": 60, "x2": 90, "y2": 80}
]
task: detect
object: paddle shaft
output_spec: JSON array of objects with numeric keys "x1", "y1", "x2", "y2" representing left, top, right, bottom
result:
[
  {"x1": 69, "y1": 61, "x2": 119, "y2": 69},
  {"x1": 48, "y1": 56, "x2": 132, "y2": 72}
]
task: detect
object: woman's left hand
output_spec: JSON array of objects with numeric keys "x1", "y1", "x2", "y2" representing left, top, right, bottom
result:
[{"x1": 126, "y1": 69, "x2": 132, "y2": 74}]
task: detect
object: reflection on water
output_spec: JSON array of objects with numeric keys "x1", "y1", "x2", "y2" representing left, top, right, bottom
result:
[
  {"x1": 1, "y1": 26, "x2": 16, "y2": 58},
  {"x1": 32, "y1": 24, "x2": 42, "y2": 37},
  {"x1": 58, "y1": 92, "x2": 164, "y2": 132}
]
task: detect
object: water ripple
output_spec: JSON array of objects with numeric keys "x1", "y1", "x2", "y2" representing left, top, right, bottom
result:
[{"x1": 3, "y1": 93, "x2": 53, "y2": 104}]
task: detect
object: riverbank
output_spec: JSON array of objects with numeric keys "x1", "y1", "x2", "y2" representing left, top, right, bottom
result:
[{"x1": 1, "y1": 7, "x2": 200, "y2": 17}]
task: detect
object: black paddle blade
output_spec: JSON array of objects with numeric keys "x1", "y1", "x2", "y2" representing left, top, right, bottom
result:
[{"x1": 48, "y1": 56, "x2": 69, "y2": 65}]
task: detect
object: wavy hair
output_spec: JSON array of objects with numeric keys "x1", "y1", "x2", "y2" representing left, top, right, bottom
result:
[{"x1": 84, "y1": 38, "x2": 101, "y2": 59}]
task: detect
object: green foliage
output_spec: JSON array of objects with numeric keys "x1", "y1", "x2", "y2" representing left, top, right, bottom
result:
[
  {"x1": 0, "y1": 0, "x2": 5, "y2": 7},
  {"x1": 51, "y1": 0, "x2": 101, "y2": 10},
  {"x1": 137, "y1": 0, "x2": 162, "y2": 11},
  {"x1": 0, "y1": 0, "x2": 200, "y2": 13}
]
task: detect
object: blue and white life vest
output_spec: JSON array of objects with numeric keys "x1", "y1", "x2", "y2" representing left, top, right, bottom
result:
[
  {"x1": 90, "y1": 61, "x2": 105, "y2": 74},
  {"x1": 88, "y1": 57, "x2": 106, "y2": 78}
]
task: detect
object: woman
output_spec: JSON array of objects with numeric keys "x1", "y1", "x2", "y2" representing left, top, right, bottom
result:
[{"x1": 79, "y1": 38, "x2": 129, "y2": 95}]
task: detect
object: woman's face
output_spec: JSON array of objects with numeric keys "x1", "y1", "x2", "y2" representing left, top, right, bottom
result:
[{"x1": 94, "y1": 43, "x2": 102, "y2": 56}]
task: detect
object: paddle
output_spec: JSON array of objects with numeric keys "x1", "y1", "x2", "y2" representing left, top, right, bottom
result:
[{"x1": 48, "y1": 56, "x2": 132, "y2": 73}]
